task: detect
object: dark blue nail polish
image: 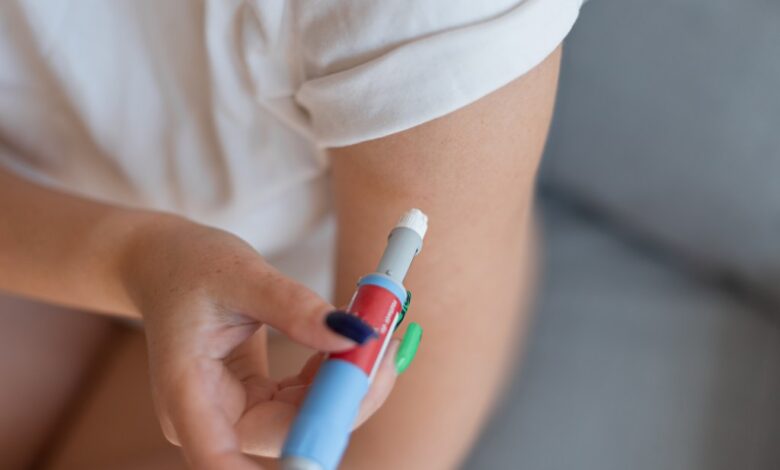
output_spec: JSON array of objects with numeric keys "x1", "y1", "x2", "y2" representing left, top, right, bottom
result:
[{"x1": 325, "y1": 311, "x2": 377, "y2": 344}]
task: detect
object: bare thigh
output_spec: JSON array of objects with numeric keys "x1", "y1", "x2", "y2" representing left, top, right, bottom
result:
[
  {"x1": 42, "y1": 327, "x2": 186, "y2": 470},
  {"x1": 41, "y1": 328, "x2": 309, "y2": 469},
  {"x1": 0, "y1": 293, "x2": 115, "y2": 469}
]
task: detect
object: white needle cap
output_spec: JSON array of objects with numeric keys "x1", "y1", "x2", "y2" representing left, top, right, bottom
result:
[{"x1": 396, "y1": 208, "x2": 428, "y2": 239}]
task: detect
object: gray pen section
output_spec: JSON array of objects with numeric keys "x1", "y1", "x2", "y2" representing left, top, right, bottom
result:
[{"x1": 375, "y1": 226, "x2": 423, "y2": 284}]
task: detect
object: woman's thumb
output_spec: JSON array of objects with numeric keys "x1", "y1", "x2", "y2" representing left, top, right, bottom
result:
[{"x1": 246, "y1": 272, "x2": 373, "y2": 352}]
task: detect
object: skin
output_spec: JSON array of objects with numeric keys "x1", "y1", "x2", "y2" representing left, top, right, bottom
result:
[
  {"x1": 0, "y1": 48, "x2": 560, "y2": 469},
  {"x1": 331, "y1": 48, "x2": 560, "y2": 468},
  {"x1": 0, "y1": 297, "x2": 115, "y2": 469}
]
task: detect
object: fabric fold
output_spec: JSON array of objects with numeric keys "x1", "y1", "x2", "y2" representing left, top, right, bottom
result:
[{"x1": 296, "y1": 0, "x2": 582, "y2": 147}]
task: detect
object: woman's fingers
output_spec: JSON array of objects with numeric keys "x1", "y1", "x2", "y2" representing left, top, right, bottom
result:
[
  {"x1": 273, "y1": 353, "x2": 327, "y2": 406},
  {"x1": 238, "y1": 272, "x2": 363, "y2": 352},
  {"x1": 235, "y1": 352, "x2": 324, "y2": 457},
  {"x1": 163, "y1": 359, "x2": 260, "y2": 470},
  {"x1": 273, "y1": 341, "x2": 401, "y2": 432},
  {"x1": 273, "y1": 384, "x2": 309, "y2": 406},
  {"x1": 277, "y1": 352, "x2": 326, "y2": 389},
  {"x1": 353, "y1": 339, "x2": 400, "y2": 428},
  {"x1": 235, "y1": 341, "x2": 403, "y2": 458},
  {"x1": 236, "y1": 400, "x2": 298, "y2": 457}
]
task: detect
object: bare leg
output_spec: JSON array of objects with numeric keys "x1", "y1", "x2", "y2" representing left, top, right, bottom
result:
[
  {"x1": 43, "y1": 328, "x2": 300, "y2": 468},
  {"x1": 0, "y1": 294, "x2": 114, "y2": 469},
  {"x1": 39, "y1": 327, "x2": 309, "y2": 468},
  {"x1": 43, "y1": 327, "x2": 185, "y2": 469}
]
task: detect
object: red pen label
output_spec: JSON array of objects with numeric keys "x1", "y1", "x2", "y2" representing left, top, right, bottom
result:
[{"x1": 331, "y1": 284, "x2": 401, "y2": 376}]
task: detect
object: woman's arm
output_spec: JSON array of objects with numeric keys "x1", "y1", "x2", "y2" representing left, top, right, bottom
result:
[
  {"x1": 330, "y1": 48, "x2": 561, "y2": 469},
  {"x1": 0, "y1": 167, "x2": 158, "y2": 317}
]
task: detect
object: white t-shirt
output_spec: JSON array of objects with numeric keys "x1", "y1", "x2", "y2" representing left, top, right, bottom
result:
[{"x1": 0, "y1": 0, "x2": 582, "y2": 298}]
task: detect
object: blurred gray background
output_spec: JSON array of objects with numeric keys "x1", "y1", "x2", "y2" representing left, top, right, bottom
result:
[{"x1": 465, "y1": 1, "x2": 780, "y2": 469}]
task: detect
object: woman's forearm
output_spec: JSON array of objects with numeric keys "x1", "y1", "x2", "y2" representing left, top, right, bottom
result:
[{"x1": 0, "y1": 167, "x2": 177, "y2": 317}]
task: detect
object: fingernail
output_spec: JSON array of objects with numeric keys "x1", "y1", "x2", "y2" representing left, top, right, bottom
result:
[
  {"x1": 395, "y1": 322, "x2": 422, "y2": 374},
  {"x1": 325, "y1": 311, "x2": 377, "y2": 345}
]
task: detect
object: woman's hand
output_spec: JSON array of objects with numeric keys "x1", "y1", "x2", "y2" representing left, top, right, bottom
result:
[
  {"x1": 120, "y1": 217, "x2": 400, "y2": 469},
  {"x1": 0, "y1": 166, "x2": 401, "y2": 468}
]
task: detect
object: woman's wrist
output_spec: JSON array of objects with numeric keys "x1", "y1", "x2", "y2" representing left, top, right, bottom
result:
[
  {"x1": 113, "y1": 209, "x2": 262, "y2": 321},
  {"x1": 109, "y1": 209, "x2": 197, "y2": 318}
]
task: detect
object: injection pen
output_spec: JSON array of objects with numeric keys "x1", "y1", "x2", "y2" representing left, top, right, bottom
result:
[{"x1": 281, "y1": 208, "x2": 428, "y2": 470}]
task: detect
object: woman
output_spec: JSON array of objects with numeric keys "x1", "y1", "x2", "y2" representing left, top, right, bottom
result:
[{"x1": 0, "y1": 1, "x2": 582, "y2": 468}]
